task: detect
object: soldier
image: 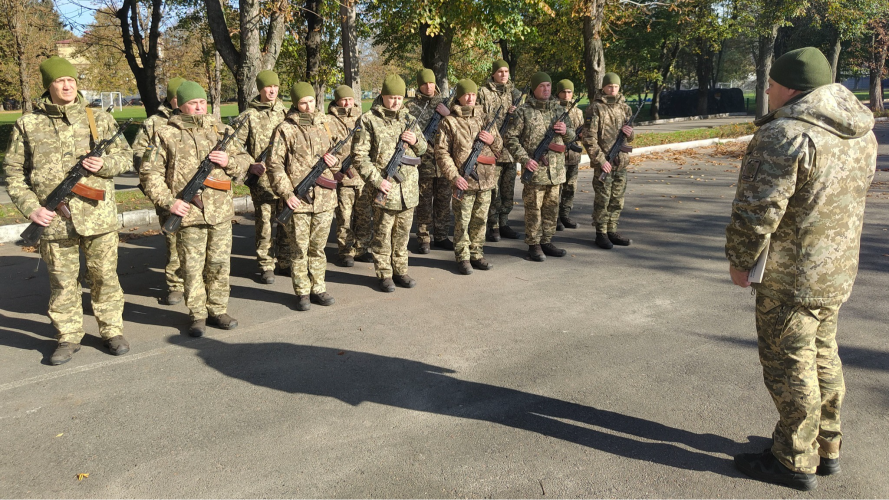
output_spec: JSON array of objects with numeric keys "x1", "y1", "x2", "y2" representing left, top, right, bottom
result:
[
  {"x1": 235, "y1": 70, "x2": 291, "y2": 284},
  {"x1": 554, "y1": 79, "x2": 583, "y2": 231},
  {"x1": 329, "y1": 84, "x2": 374, "y2": 267},
  {"x1": 132, "y1": 76, "x2": 184, "y2": 305},
  {"x1": 266, "y1": 82, "x2": 340, "y2": 311},
  {"x1": 140, "y1": 81, "x2": 251, "y2": 337},
  {"x1": 406, "y1": 68, "x2": 453, "y2": 253},
  {"x1": 436, "y1": 78, "x2": 503, "y2": 275},
  {"x1": 582, "y1": 72, "x2": 635, "y2": 250},
  {"x1": 352, "y1": 74, "x2": 428, "y2": 292},
  {"x1": 477, "y1": 59, "x2": 523, "y2": 242},
  {"x1": 4, "y1": 56, "x2": 131, "y2": 364},
  {"x1": 726, "y1": 47, "x2": 877, "y2": 491},
  {"x1": 505, "y1": 72, "x2": 575, "y2": 262}
]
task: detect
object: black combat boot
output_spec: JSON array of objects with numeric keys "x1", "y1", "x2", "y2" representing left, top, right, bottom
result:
[
  {"x1": 560, "y1": 216, "x2": 577, "y2": 228},
  {"x1": 608, "y1": 232, "x2": 632, "y2": 246},
  {"x1": 734, "y1": 449, "x2": 817, "y2": 491},
  {"x1": 260, "y1": 269, "x2": 275, "y2": 284},
  {"x1": 355, "y1": 251, "x2": 375, "y2": 263},
  {"x1": 470, "y1": 258, "x2": 493, "y2": 270},
  {"x1": 458, "y1": 260, "x2": 473, "y2": 275},
  {"x1": 595, "y1": 232, "x2": 613, "y2": 249},
  {"x1": 337, "y1": 255, "x2": 355, "y2": 267},
  {"x1": 104, "y1": 335, "x2": 130, "y2": 356},
  {"x1": 499, "y1": 225, "x2": 520, "y2": 239},
  {"x1": 393, "y1": 274, "x2": 417, "y2": 288},
  {"x1": 556, "y1": 219, "x2": 564, "y2": 231},
  {"x1": 295, "y1": 295, "x2": 311, "y2": 310},
  {"x1": 486, "y1": 227, "x2": 501, "y2": 242},
  {"x1": 165, "y1": 290, "x2": 183, "y2": 305},
  {"x1": 188, "y1": 319, "x2": 206, "y2": 338},
  {"x1": 528, "y1": 245, "x2": 545, "y2": 262},
  {"x1": 50, "y1": 342, "x2": 81, "y2": 365},
  {"x1": 208, "y1": 314, "x2": 238, "y2": 330},
  {"x1": 817, "y1": 457, "x2": 840, "y2": 476},
  {"x1": 417, "y1": 241, "x2": 431, "y2": 254},
  {"x1": 378, "y1": 278, "x2": 395, "y2": 293},
  {"x1": 541, "y1": 242, "x2": 567, "y2": 257},
  {"x1": 433, "y1": 238, "x2": 454, "y2": 250},
  {"x1": 310, "y1": 292, "x2": 335, "y2": 306}
]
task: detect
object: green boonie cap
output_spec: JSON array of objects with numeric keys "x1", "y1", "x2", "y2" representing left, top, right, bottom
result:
[
  {"x1": 556, "y1": 79, "x2": 574, "y2": 94},
  {"x1": 492, "y1": 59, "x2": 509, "y2": 74},
  {"x1": 417, "y1": 68, "x2": 436, "y2": 87},
  {"x1": 291, "y1": 82, "x2": 315, "y2": 103},
  {"x1": 530, "y1": 72, "x2": 552, "y2": 92},
  {"x1": 256, "y1": 70, "x2": 280, "y2": 89},
  {"x1": 454, "y1": 79, "x2": 478, "y2": 102},
  {"x1": 40, "y1": 56, "x2": 78, "y2": 90},
  {"x1": 602, "y1": 72, "x2": 620, "y2": 87},
  {"x1": 176, "y1": 80, "x2": 207, "y2": 106},
  {"x1": 166, "y1": 77, "x2": 185, "y2": 104},
  {"x1": 769, "y1": 47, "x2": 832, "y2": 91},
  {"x1": 334, "y1": 85, "x2": 355, "y2": 101},
  {"x1": 382, "y1": 74, "x2": 406, "y2": 97}
]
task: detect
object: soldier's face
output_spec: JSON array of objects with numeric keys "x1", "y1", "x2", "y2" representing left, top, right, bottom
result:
[
  {"x1": 602, "y1": 84, "x2": 620, "y2": 96},
  {"x1": 337, "y1": 97, "x2": 354, "y2": 108},
  {"x1": 558, "y1": 89, "x2": 573, "y2": 101},
  {"x1": 458, "y1": 93, "x2": 477, "y2": 106},
  {"x1": 382, "y1": 94, "x2": 403, "y2": 111},
  {"x1": 766, "y1": 79, "x2": 800, "y2": 112},
  {"x1": 180, "y1": 99, "x2": 207, "y2": 115},
  {"x1": 419, "y1": 82, "x2": 436, "y2": 96},
  {"x1": 533, "y1": 82, "x2": 551, "y2": 100},
  {"x1": 297, "y1": 96, "x2": 316, "y2": 113},
  {"x1": 259, "y1": 85, "x2": 279, "y2": 103},
  {"x1": 493, "y1": 68, "x2": 510, "y2": 84},
  {"x1": 48, "y1": 77, "x2": 78, "y2": 106}
]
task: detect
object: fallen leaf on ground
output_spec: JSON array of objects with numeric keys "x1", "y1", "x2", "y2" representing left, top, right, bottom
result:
[{"x1": 76, "y1": 473, "x2": 89, "y2": 481}]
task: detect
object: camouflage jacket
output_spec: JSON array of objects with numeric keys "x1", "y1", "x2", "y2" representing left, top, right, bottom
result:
[
  {"x1": 505, "y1": 97, "x2": 575, "y2": 186},
  {"x1": 725, "y1": 83, "x2": 877, "y2": 307},
  {"x1": 435, "y1": 104, "x2": 504, "y2": 192},
  {"x1": 477, "y1": 78, "x2": 523, "y2": 164},
  {"x1": 131, "y1": 103, "x2": 174, "y2": 172},
  {"x1": 582, "y1": 93, "x2": 635, "y2": 170},
  {"x1": 140, "y1": 114, "x2": 251, "y2": 227},
  {"x1": 352, "y1": 102, "x2": 428, "y2": 211},
  {"x1": 266, "y1": 108, "x2": 340, "y2": 213},
  {"x1": 4, "y1": 94, "x2": 131, "y2": 240},
  {"x1": 560, "y1": 99, "x2": 585, "y2": 165},
  {"x1": 235, "y1": 97, "x2": 287, "y2": 196},
  {"x1": 327, "y1": 104, "x2": 364, "y2": 188},
  {"x1": 406, "y1": 91, "x2": 447, "y2": 178}
]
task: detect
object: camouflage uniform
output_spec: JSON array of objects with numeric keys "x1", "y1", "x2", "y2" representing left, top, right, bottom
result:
[
  {"x1": 266, "y1": 108, "x2": 341, "y2": 296},
  {"x1": 406, "y1": 91, "x2": 451, "y2": 244},
  {"x1": 505, "y1": 97, "x2": 575, "y2": 245},
  {"x1": 560, "y1": 102, "x2": 584, "y2": 219},
  {"x1": 4, "y1": 94, "x2": 130, "y2": 343},
  {"x1": 582, "y1": 92, "x2": 635, "y2": 233},
  {"x1": 329, "y1": 103, "x2": 373, "y2": 258},
  {"x1": 478, "y1": 78, "x2": 522, "y2": 230},
  {"x1": 353, "y1": 102, "x2": 428, "y2": 279},
  {"x1": 725, "y1": 84, "x2": 877, "y2": 473},
  {"x1": 436, "y1": 104, "x2": 503, "y2": 262},
  {"x1": 141, "y1": 114, "x2": 251, "y2": 321},
  {"x1": 131, "y1": 104, "x2": 183, "y2": 294},
  {"x1": 235, "y1": 97, "x2": 291, "y2": 272}
]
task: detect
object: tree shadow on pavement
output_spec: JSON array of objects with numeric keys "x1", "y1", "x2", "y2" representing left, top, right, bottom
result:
[{"x1": 173, "y1": 338, "x2": 742, "y2": 476}]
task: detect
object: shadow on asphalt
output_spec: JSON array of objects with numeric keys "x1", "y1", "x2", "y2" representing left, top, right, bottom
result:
[{"x1": 173, "y1": 338, "x2": 741, "y2": 475}]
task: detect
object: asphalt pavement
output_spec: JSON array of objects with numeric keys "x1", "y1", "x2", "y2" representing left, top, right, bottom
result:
[{"x1": 0, "y1": 124, "x2": 887, "y2": 497}]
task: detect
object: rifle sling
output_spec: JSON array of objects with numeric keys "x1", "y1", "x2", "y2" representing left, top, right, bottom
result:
[
  {"x1": 84, "y1": 107, "x2": 100, "y2": 144},
  {"x1": 71, "y1": 182, "x2": 105, "y2": 201}
]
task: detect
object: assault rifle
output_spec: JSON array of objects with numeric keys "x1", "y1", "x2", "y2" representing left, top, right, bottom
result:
[
  {"x1": 498, "y1": 83, "x2": 530, "y2": 137},
  {"x1": 421, "y1": 90, "x2": 456, "y2": 143},
  {"x1": 567, "y1": 125, "x2": 585, "y2": 153},
  {"x1": 20, "y1": 117, "x2": 134, "y2": 245},
  {"x1": 161, "y1": 117, "x2": 247, "y2": 235},
  {"x1": 598, "y1": 93, "x2": 647, "y2": 181},
  {"x1": 373, "y1": 102, "x2": 428, "y2": 207},
  {"x1": 243, "y1": 143, "x2": 272, "y2": 188},
  {"x1": 453, "y1": 105, "x2": 502, "y2": 201},
  {"x1": 520, "y1": 96, "x2": 582, "y2": 183},
  {"x1": 276, "y1": 122, "x2": 361, "y2": 224}
]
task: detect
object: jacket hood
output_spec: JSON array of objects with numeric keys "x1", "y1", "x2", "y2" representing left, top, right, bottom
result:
[
  {"x1": 485, "y1": 78, "x2": 514, "y2": 94},
  {"x1": 286, "y1": 108, "x2": 325, "y2": 126},
  {"x1": 249, "y1": 97, "x2": 285, "y2": 112},
  {"x1": 371, "y1": 102, "x2": 409, "y2": 120},
  {"x1": 594, "y1": 92, "x2": 625, "y2": 105},
  {"x1": 757, "y1": 83, "x2": 874, "y2": 140},
  {"x1": 168, "y1": 113, "x2": 218, "y2": 130},
  {"x1": 34, "y1": 92, "x2": 87, "y2": 119}
]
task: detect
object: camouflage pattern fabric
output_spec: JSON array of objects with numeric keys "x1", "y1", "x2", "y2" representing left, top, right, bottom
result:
[
  {"x1": 177, "y1": 222, "x2": 232, "y2": 320},
  {"x1": 415, "y1": 177, "x2": 452, "y2": 243},
  {"x1": 39, "y1": 231, "x2": 124, "y2": 343},
  {"x1": 371, "y1": 206, "x2": 415, "y2": 279},
  {"x1": 592, "y1": 168, "x2": 628, "y2": 233},
  {"x1": 405, "y1": 91, "x2": 447, "y2": 178},
  {"x1": 251, "y1": 193, "x2": 292, "y2": 271},
  {"x1": 522, "y1": 184, "x2": 560, "y2": 245},
  {"x1": 505, "y1": 97, "x2": 575, "y2": 186},
  {"x1": 328, "y1": 104, "x2": 364, "y2": 187},
  {"x1": 132, "y1": 104, "x2": 174, "y2": 173},
  {"x1": 452, "y1": 190, "x2": 491, "y2": 262},
  {"x1": 581, "y1": 92, "x2": 635, "y2": 170},
  {"x1": 336, "y1": 184, "x2": 374, "y2": 258},
  {"x1": 158, "y1": 214, "x2": 184, "y2": 292},
  {"x1": 286, "y1": 209, "x2": 335, "y2": 295},
  {"x1": 435, "y1": 104, "x2": 503, "y2": 191},
  {"x1": 488, "y1": 164, "x2": 518, "y2": 229},
  {"x1": 477, "y1": 77, "x2": 521, "y2": 164},
  {"x1": 559, "y1": 102, "x2": 584, "y2": 218},
  {"x1": 478, "y1": 79, "x2": 523, "y2": 230}
]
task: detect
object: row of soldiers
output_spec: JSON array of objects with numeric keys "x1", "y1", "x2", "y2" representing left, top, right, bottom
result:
[{"x1": 3, "y1": 55, "x2": 637, "y2": 365}]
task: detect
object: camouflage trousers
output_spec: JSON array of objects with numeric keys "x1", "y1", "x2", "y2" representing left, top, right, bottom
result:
[
  {"x1": 453, "y1": 189, "x2": 492, "y2": 262},
  {"x1": 522, "y1": 184, "x2": 560, "y2": 245},
  {"x1": 372, "y1": 206, "x2": 414, "y2": 279},
  {"x1": 336, "y1": 184, "x2": 374, "y2": 258},
  {"x1": 40, "y1": 231, "x2": 124, "y2": 343},
  {"x1": 488, "y1": 162, "x2": 518, "y2": 229},
  {"x1": 286, "y1": 209, "x2": 334, "y2": 296},
  {"x1": 159, "y1": 214, "x2": 183, "y2": 292},
  {"x1": 251, "y1": 191, "x2": 292, "y2": 271},
  {"x1": 592, "y1": 167, "x2": 628, "y2": 233},
  {"x1": 755, "y1": 293, "x2": 845, "y2": 473},
  {"x1": 416, "y1": 176, "x2": 452, "y2": 243},
  {"x1": 559, "y1": 162, "x2": 579, "y2": 218},
  {"x1": 177, "y1": 222, "x2": 232, "y2": 321}
]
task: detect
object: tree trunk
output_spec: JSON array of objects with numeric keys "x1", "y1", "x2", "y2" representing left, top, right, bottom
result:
[
  {"x1": 650, "y1": 39, "x2": 680, "y2": 120},
  {"x1": 304, "y1": 0, "x2": 324, "y2": 109},
  {"x1": 695, "y1": 39, "x2": 713, "y2": 116},
  {"x1": 340, "y1": 0, "x2": 361, "y2": 99},
  {"x1": 582, "y1": 0, "x2": 606, "y2": 96},
  {"x1": 754, "y1": 24, "x2": 779, "y2": 118},
  {"x1": 871, "y1": 29, "x2": 888, "y2": 112},
  {"x1": 828, "y1": 35, "x2": 842, "y2": 83},
  {"x1": 498, "y1": 39, "x2": 519, "y2": 73},
  {"x1": 115, "y1": 0, "x2": 162, "y2": 116},
  {"x1": 211, "y1": 51, "x2": 222, "y2": 118},
  {"x1": 8, "y1": 7, "x2": 32, "y2": 114},
  {"x1": 419, "y1": 25, "x2": 453, "y2": 95}
]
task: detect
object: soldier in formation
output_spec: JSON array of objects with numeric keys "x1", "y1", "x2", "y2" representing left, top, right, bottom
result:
[
  {"x1": 554, "y1": 79, "x2": 583, "y2": 231},
  {"x1": 4, "y1": 56, "x2": 132, "y2": 364}
]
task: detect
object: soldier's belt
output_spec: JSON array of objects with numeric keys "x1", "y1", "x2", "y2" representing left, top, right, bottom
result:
[
  {"x1": 315, "y1": 176, "x2": 337, "y2": 190},
  {"x1": 547, "y1": 143, "x2": 566, "y2": 153},
  {"x1": 71, "y1": 182, "x2": 105, "y2": 201},
  {"x1": 203, "y1": 177, "x2": 232, "y2": 191},
  {"x1": 477, "y1": 155, "x2": 497, "y2": 165},
  {"x1": 400, "y1": 156, "x2": 421, "y2": 166}
]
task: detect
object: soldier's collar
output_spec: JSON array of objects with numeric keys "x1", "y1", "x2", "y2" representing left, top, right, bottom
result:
[
  {"x1": 331, "y1": 105, "x2": 359, "y2": 117},
  {"x1": 39, "y1": 93, "x2": 87, "y2": 119},
  {"x1": 454, "y1": 105, "x2": 477, "y2": 117},
  {"x1": 488, "y1": 79, "x2": 509, "y2": 93},
  {"x1": 176, "y1": 113, "x2": 212, "y2": 128},
  {"x1": 377, "y1": 106, "x2": 400, "y2": 118},
  {"x1": 600, "y1": 94, "x2": 621, "y2": 104},
  {"x1": 529, "y1": 97, "x2": 551, "y2": 109}
]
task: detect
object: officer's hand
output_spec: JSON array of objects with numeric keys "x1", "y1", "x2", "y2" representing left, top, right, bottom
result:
[
  {"x1": 401, "y1": 130, "x2": 417, "y2": 145},
  {"x1": 248, "y1": 163, "x2": 266, "y2": 176},
  {"x1": 29, "y1": 207, "x2": 56, "y2": 227},
  {"x1": 622, "y1": 125, "x2": 633, "y2": 136},
  {"x1": 454, "y1": 176, "x2": 469, "y2": 191},
  {"x1": 601, "y1": 161, "x2": 612, "y2": 173},
  {"x1": 171, "y1": 199, "x2": 191, "y2": 217},
  {"x1": 729, "y1": 265, "x2": 751, "y2": 288},
  {"x1": 379, "y1": 179, "x2": 392, "y2": 194},
  {"x1": 478, "y1": 130, "x2": 494, "y2": 145},
  {"x1": 209, "y1": 151, "x2": 229, "y2": 167},
  {"x1": 286, "y1": 195, "x2": 301, "y2": 210},
  {"x1": 524, "y1": 159, "x2": 539, "y2": 173},
  {"x1": 435, "y1": 103, "x2": 449, "y2": 116},
  {"x1": 554, "y1": 121, "x2": 567, "y2": 135},
  {"x1": 323, "y1": 153, "x2": 338, "y2": 167},
  {"x1": 508, "y1": 105, "x2": 516, "y2": 114},
  {"x1": 82, "y1": 155, "x2": 104, "y2": 173}
]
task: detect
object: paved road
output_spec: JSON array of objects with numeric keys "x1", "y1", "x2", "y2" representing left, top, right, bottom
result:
[{"x1": 1, "y1": 140, "x2": 887, "y2": 497}]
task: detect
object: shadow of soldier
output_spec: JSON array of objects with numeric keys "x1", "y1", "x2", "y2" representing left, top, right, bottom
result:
[{"x1": 171, "y1": 337, "x2": 741, "y2": 475}]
